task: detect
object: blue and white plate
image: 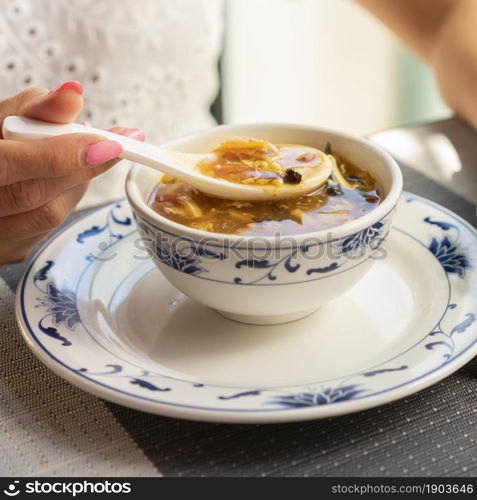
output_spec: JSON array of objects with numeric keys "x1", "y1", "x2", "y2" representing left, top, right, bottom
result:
[{"x1": 15, "y1": 193, "x2": 477, "y2": 423}]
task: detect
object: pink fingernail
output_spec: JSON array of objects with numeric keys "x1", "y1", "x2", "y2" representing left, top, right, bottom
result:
[
  {"x1": 80, "y1": 120, "x2": 92, "y2": 126},
  {"x1": 122, "y1": 128, "x2": 145, "y2": 141},
  {"x1": 86, "y1": 140, "x2": 123, "y2": 165},
  {"x1": 50, "y1": 80, "x2": 83, "y2": 95}
]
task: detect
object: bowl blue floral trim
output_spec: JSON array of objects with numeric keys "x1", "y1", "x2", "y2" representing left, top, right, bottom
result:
[{"x1": 133, "y1": 213, "x2": 392, "y2": 286}]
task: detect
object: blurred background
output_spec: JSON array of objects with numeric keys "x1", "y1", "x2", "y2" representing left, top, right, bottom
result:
[{"x1": 222, "y1": 0, "x2": 451, "y2": 134}]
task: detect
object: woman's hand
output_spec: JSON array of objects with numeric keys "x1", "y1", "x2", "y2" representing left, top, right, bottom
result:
[{"x1": 0, "y1": 81, "x2": 143, "y2": 265}]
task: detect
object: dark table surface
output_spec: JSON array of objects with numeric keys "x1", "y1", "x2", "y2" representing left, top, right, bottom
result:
[{"x1": 0, "y1": 117, "x2": 476, "y2": 477}]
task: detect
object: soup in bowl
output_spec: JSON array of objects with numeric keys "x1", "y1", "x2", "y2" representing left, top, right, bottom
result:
[
  {"x1": 126, "y1": 123, "x2": 402, "y2": 325},
  {"x1": 149, "y1": 137, "x2": 382, "y2": 236}
]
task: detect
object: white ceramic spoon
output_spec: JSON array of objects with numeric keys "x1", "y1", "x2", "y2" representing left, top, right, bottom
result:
[{"x1": 2, "y1": 116, "x2": 332, "y2": 201}]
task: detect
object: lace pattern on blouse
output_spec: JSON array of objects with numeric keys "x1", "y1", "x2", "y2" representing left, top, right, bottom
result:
[{"x1": 0, "y1": 0, "x2": 224, "y2": 207}]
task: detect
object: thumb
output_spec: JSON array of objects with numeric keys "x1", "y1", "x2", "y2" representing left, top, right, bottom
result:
[{"x1": 0, "y1": 81, "x2": 83, "y2": 136}]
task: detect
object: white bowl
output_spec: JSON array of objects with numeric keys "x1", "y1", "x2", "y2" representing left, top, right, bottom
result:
[{"x1": 126, "y1": 123, "x2": 403, "y2": 325}]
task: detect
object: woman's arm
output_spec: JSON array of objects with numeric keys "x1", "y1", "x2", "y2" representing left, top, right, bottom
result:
[{"x1": 356, "y1": 0, "x2": 477, "y2": 129}]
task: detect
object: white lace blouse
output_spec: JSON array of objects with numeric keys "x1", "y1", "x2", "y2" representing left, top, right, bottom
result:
[{"x1": 0, "y1": 0, "x2": 224, "y2": 207}]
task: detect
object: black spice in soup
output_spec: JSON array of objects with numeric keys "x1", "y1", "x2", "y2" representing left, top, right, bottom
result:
[
  {"x1": 283, "y1": 169, "x2": 302, "y2": 184},
  {"x1": 148, "y1": 139, "x2": 383, "y2": 236}
]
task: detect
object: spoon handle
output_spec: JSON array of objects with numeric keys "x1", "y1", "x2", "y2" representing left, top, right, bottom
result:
[{"x1": 1, "y1": 115, "x2": 183, "y2": 178}]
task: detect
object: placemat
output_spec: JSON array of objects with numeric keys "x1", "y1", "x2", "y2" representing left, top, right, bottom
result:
[{"x1": 0, "y1": 161, "x2": 475, "y2": 477}]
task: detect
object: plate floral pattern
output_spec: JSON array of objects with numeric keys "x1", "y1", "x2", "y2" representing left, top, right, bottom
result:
[{"x1": 15, "y1": 194, "x2": 477, "y2": 422}]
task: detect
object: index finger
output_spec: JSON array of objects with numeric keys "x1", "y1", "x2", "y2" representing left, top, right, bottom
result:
[{"x1": 0, "y1": 83, "x2": 83, "y2": 138}]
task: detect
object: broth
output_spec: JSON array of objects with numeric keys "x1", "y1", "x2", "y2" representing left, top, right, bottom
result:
[{"x1": 148, "y1": 139, "x2": 382, "y2": 236}]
